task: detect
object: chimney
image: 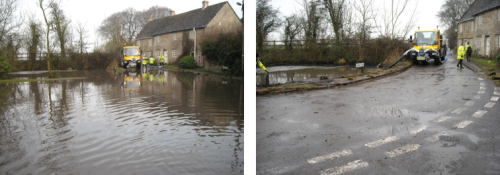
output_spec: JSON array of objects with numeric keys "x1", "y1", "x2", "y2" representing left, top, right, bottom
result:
[
  {"x1": 170, "y1": 10, "x2": 175, "y2": 16},
  {"x1": 202, "y1": 1, "x2": 209, "y2": 9}
]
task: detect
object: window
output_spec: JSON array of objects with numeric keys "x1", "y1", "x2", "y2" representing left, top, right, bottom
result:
[
  {"x1": 149, "y1": 39, "x2": 152, "y2": 46},
  {"x1": 156, "y1": 36, "x2": 160, "y2": 43},
  {"x1": 172, "y1": 49, "x2": 177, "y2": 58},
  {"x1": 498, "y1": 9, "x2": 500, "y2": 21},
  {"x1": 471, "y1": 21, "x2": 474, "y2": 31},
  {"x1": 459, "y1": 24, "x2": 462, "y2": 33},
  {"x1": 173, "y1": 33, "x2": 177, "y2": 40},
  {"x1": 498, "y1": 36, "x2": 500, "y2": 48},
  {"x1": 478, "y1": 15, "x2": 482, "y2": 25},
  {"x1": 138, "y1": 41, "x2": 141, "y2": 47}
]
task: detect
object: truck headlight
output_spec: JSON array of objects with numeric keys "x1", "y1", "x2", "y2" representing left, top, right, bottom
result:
[
  {"x1": 432, "y1": 52, "x2": 437, "y2": 56},
  {"x1": 412, "y1": 53, "x2": 416, "y2": 56}
]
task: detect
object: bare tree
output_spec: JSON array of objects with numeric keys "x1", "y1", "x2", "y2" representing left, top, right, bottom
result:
[
  {"x1": 323, "y1": 0, "x2": 345, "y2": 46},
  {"x1": 437, "y1": 0, "x2": 474, "y2": 48},
  {"x1": 26, "y1": 17, "x2": 43, "y2": 70},
  {"x1": 75, "y1": 21, "x2": 89, "y2": 57},
  {"x1": 0, "y1": 0, "x2": 23, "y2": 48},
  {"x1": 49, "y1": 1, "x2": 70, "y2": 60},
  {"x1": 374, "y1": 0, "x2": 418, "y2": 40},
  {"x1": 256, "y1": 0, "x2": 281, "y2": 53},
  {"x1": 353, "y1": 0, "x2": 374, "y2": 62},
  {"x1": 38, "y1": 0, "x2": 55, "y2": 72},
  {"x1": 282, "y1": 14, "x2": 301, "y2": 51}
]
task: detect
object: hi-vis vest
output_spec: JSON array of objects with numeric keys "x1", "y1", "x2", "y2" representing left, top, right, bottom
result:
[{"x1": 457, "y1": 46, "x2": 465, "y2": 60}]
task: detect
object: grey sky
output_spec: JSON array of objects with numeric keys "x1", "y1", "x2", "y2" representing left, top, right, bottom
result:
[{"x1": 269, "y1": 0, "x2": 446, "y2": 40}]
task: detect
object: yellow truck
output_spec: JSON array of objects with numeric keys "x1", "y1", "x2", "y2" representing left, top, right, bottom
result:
[
  {"x1": 121, "y1": 46, "x2": 141, "y2": 69},
  {"x1": 409, "y1": 27, "x2": 447, "y2": 65}
]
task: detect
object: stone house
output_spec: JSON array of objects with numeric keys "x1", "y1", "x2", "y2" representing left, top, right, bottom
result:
[
  {"x1": 136, "y1": 1, "x2": 242, "y2": 67},
  {"x1": 457, "y1": 0, "x2": 500, "y2": 57}
]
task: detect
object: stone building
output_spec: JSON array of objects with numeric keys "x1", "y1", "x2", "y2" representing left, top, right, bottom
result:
[
  {"x1": 457, "y1": 0, "x2": 500, "y2": 57},
  {"x1": 136, "y1": 1, "x2": 242, "y2": 67}
]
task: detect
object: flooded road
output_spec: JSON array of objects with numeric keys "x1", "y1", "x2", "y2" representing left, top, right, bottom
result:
[
  {"x1": 256, "y1": 65, "x2": 376, "y2": 86},
  {"x1": 0, "y1": 69, "x2": 243, "y2": 174}
]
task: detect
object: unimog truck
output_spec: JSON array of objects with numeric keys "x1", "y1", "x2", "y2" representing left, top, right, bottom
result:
[
  {"x1": 121, "y1": 46, "x2": 142, "y2": 69},
  {"x1": 408, "y1": 27, "x2": 447, "y2": 65}
]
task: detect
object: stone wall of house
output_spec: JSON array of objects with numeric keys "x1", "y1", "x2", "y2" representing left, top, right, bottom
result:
[{"x1": 458, "y1": 8, "x2": 500, "y2": 57}]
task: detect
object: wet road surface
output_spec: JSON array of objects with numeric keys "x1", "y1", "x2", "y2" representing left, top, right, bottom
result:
[
  {"x1": 0, "y1": 69, "x2": 243, "y2": 174},
  {"x1": 257, "y1": 57, "x2": 500, "y2": 174}
]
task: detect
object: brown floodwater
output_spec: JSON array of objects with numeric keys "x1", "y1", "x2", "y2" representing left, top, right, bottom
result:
[
  {"x1": 256, "y1": 65, "x2": 376, "y2": 86},
  {"x1": 0, "y1": 69, "x2": 243, "y2": 174}
]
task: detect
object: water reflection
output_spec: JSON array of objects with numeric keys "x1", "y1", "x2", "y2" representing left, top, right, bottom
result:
[
  {"x1": 0, "y1": 70, "x2": 243, "y2": 174},
  {"x1": 256, "y1": 65, "x2": 375, "y2": 86}
]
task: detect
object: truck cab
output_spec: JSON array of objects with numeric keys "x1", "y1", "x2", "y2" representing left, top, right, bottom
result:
[
  {"x1": 409, "y1": 28, "x2": 446, "y2": 65},
  {"x1": 122, "y1": 46, "x2": 141, "y2": 69}
]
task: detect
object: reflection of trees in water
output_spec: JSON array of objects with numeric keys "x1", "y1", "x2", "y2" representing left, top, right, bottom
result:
[{"x1": 0, "y1": 83, "x2": 25, "y2": 171}]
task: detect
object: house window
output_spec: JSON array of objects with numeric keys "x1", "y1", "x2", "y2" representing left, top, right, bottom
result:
[
  {"x1": 156, "y1": 36, "x2": 160, "y2": 43},
  {"x1": 138, "y1": 41, "x2": 141, "y2": 47},
  {"x1": 498, "y1": 9, "x2": 500, "y2": 21},
  {"x1": 471, "y1": 21, "x2": 474, "y2": 31},
  {"x1": 172, "y1": 49, "x2": 177, "y2": 58},
  {"x1": 149, "y1": 39, "x2": 152, "y2": 46},
  {"x1": 459, "y1": 24, "x2": 462, "y2": 33},
  {"x1": 478, "y1": 15, "x2": 482, "y2": 25},
  {"x1": 498, "y1": 36, "x2": 500, "y2": 48},
  {"x1": 173, "y1": 33, "x2": 177, "y2": 40}
]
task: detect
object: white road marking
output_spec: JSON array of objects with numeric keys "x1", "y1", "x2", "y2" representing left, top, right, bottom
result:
[
  {"x1": 491, "y1": 97, "x2": 499, "y2": 101},
  {"x1": 465, "y1": 101, "x2": 475, "y2": 106},
  {"x1": 453, "y1": 120, "x2": 473, "y2": 129},
  {"x1": 308, "y1": 149, "x2": 353, "y2": 164},
  {"x1": 494, "y1": 91, "x2": 500, "y2": 95},
  {"x1": 478, "y1": 90, "x2": 485, "y2": 95},
  {"x1": 473, "y1": 95, "x2": 481, "y2": 100},
  {"x1": 479, "y1": 86, "x2": 486, "y2": 90},
  {"x1": 480, "y1": 82, "x2": 485, "y2": 86},
  {"x1": 320, "y1": 160, "x2": 369, "y2": 175},
  {"x1": 385, "y1": 144, "x2": 420, "y2": 158},
  {"x1": 436, "y1": 116, "x2": 451, "y2": 123},
  {"x1": 484, "y1": 102, "x2": 495, "y2": 108},
  {"x1": 472, "y1": 110, "x2": 488, "y2": 118},
  {"x1": 426, "y1": 132, "x2": 449, "y2": 142},
  {"x1": 365, "y1": 136, "x2": 399, "y2": 148},
  {"x1": 451, "y1": 108, "x2": 467, "y2": 114},
  {"x1": 409, "y1": 125, "x2": 428, "y2": 134},
  {"x1": 478, "y1": 77, "x2": 484, "y2": 81}
]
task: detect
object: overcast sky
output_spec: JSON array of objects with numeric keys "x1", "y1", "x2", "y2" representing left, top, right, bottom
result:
[
  {"x1": 269, "y1": 0, "x2": 446, "y2": 40},
  {"x1": 18, "y1": 0, "x2": 243, "y2": 50}
]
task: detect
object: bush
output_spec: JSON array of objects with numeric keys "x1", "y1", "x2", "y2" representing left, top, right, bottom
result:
[
  {"x1": 200, "y1": 32, "x2": 243, "y2": 75},
  {"x1": 179, "y1": 55, "x2": 197, "y2": 69},
  {"x1": 0, "y1": 51, "x2": 16, "y2": 79}
]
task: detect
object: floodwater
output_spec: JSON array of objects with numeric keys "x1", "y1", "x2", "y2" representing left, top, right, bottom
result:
[
  {"x1": 256, "y1": 65, "x2": 376, "y2": 86},
  {"x1": 0, "y1": 69, "x2": 243, "y2": 174}
]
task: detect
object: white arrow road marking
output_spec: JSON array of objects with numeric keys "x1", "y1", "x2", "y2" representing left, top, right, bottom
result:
[
  {"x1": 472, "y1": 110, "x2": 488, "y2": 118},
  {"x1": 426, "y1": 132, "x2": 449, "y2": 142},
  {"x1": 320, "y1": 160, "x2": 369, "y2": 175},
  {"x1": 451, "y1": 108, "x2": 467, "y2": 114},
  {"x1": 409, "y1": 125, "x2": 428, "y2": 134},
  {"x1": 465, "y1": 101, "x2": 475, "y2": 106},
  {"x1": 491, "y1": 97, "x2": 499, "y2": 101},
  {"x1": 365, "y1": 136, "x2": 399, "y2": 148},
  {"x1": 485, "y1": 102, "x2": 495, "y2": 108},
  {"x1": 453, "y1": 120, "x2": 473, "y2": 129},
  {"x1": 307, "y1": 149, "x2": 353, "y2": 164},
  {"x1": 385, "y1": 144, "x2": 420, "y2": 158},
  {"x1": 436, "y1": 116, "x2": 451, "y2": 123}
]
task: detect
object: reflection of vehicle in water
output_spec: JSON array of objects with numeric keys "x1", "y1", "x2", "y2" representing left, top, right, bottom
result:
[
  {"x1": 123, "y1": 71, "x2": 141, "y2": 92},
  {"x1": 121, "y1": 46, "x2": 141, "y2": 69}
]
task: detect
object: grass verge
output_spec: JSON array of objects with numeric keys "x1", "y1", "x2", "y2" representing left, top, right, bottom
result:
[{"x1": 471, "y1": 57, "x2": 500, "y2": 86}]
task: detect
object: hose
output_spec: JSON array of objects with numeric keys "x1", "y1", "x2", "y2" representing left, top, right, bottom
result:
[
  {"x1": 385, "y1": 49, "x2": 413, "y2": 69},
  {"x1": 442, "y1": 50, "x2": 453, "y2": 63}
]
